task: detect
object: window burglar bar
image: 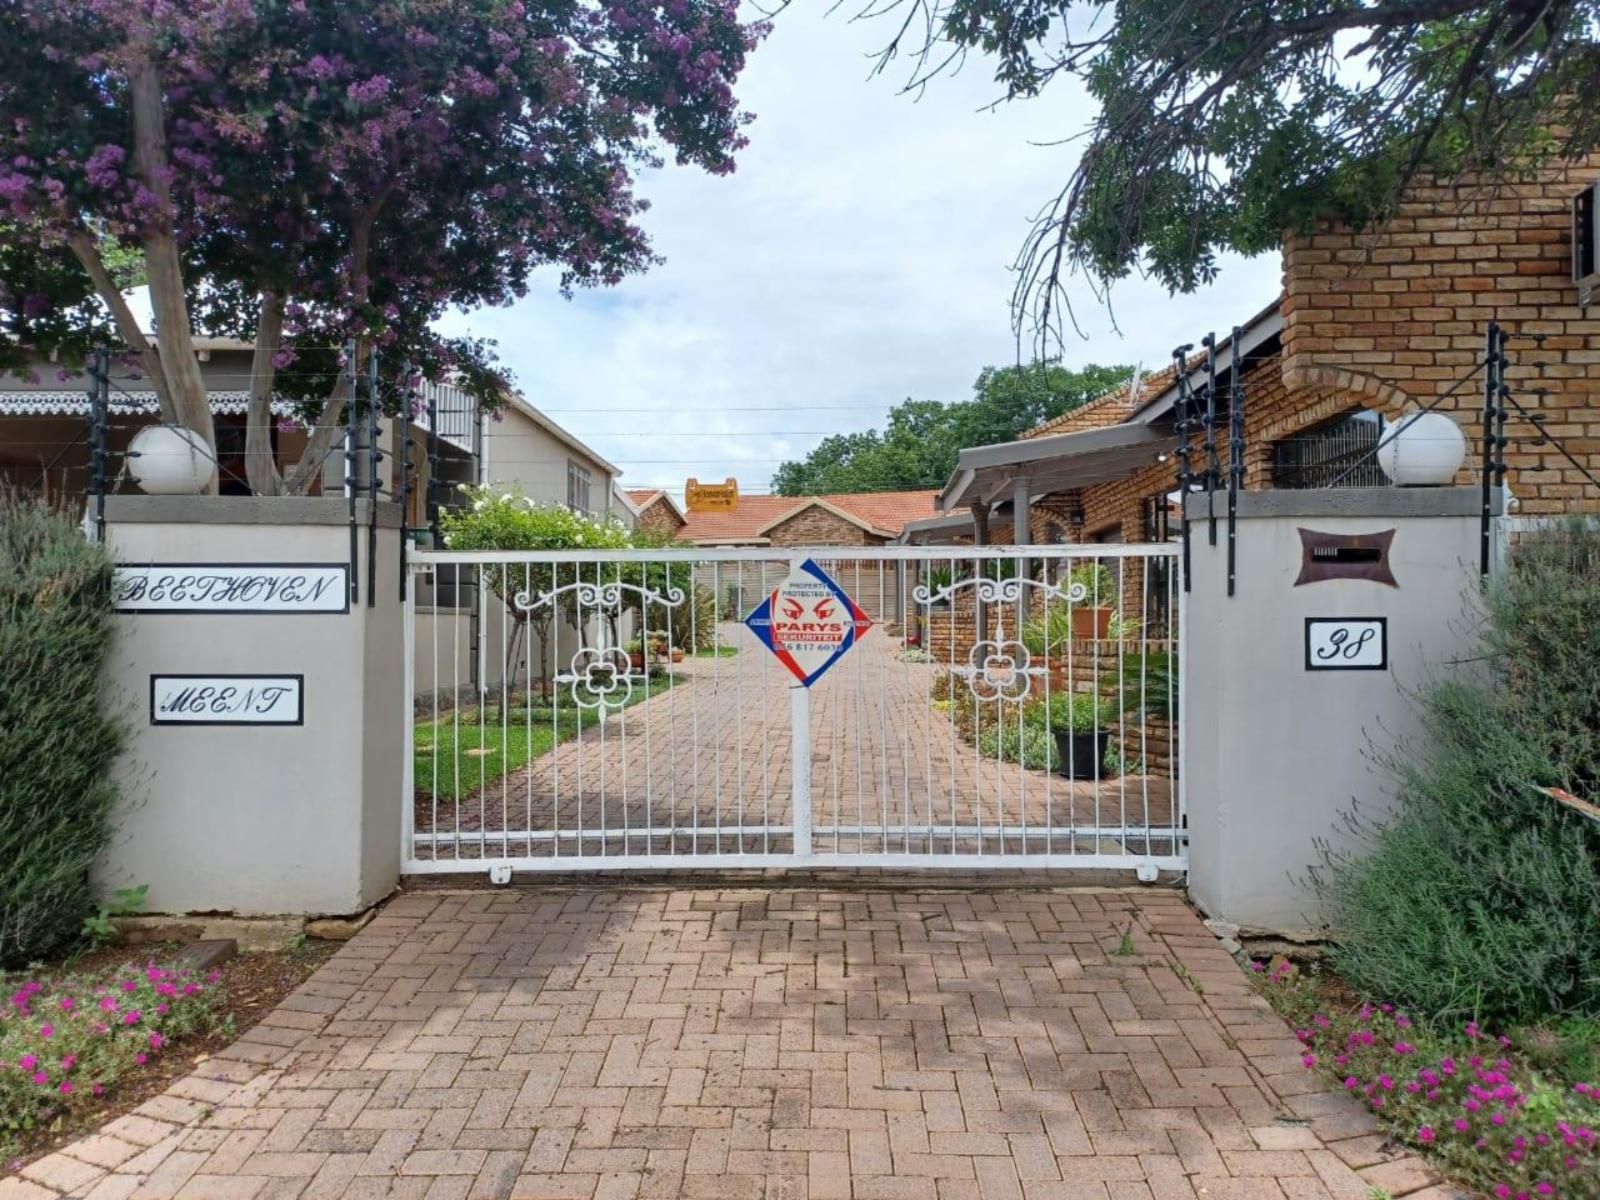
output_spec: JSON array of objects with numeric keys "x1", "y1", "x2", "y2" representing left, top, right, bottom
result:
[{"x1": 401, "y1": 545, "x2": 1185, "y2": 877}]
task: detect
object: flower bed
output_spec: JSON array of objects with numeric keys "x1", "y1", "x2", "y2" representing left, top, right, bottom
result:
[
  {"x1": 0, "y1": 960, "x2": 220, "y2": 1148},
  {"x1": 1256, "y1": 959, "x2": 1599, "y2": 1199}
]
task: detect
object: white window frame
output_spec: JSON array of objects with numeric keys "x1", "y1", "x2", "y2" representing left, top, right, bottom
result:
[{"x1": 567, "y1": 460, "x2": 593, "y2": 516}]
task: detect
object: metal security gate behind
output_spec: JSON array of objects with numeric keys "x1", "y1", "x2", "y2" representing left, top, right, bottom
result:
[{"x1": 402, "y1": 546, "x2": 1183, "y2": 874}]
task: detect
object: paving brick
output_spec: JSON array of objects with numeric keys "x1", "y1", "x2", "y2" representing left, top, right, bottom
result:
[{"x1": 24, "y1": 889, "x2": 1470, "y2": 1200}]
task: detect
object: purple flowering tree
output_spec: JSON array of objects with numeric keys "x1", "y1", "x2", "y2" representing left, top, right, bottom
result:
[{"x1": 0, "y1": 0, "x2": 761, "y2": 493}]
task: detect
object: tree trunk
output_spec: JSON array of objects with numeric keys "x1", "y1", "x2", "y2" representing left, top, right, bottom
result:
[
  {"x1": 245, "y1": 293, "x2": 286, "y2": 496},
  {"x1": 128, "y1": 53, "x2": 216, "y2": 488},
  {"x1": 66, "y1": 229, "x2": 177, "y2": 423}
]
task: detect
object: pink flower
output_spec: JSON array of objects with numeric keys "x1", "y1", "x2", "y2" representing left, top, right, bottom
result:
[
  {"x1": 1344, "y1": 1076, "x2": 1359, "y2": 1089},
  {"x1": 58, "y1": 997, "x2": 74, "y2": 1012},
  {"x1": 18, "y1": 1054, "x2": 36, "y2": 1071},
  {"x1": 1454, "y1": 1118, "x2": 1470, "y2": 1133},
  {"x1": 1301, "y1": 1054, "x2": 1316, "y2": 1069},
  {"x1": 1495, "y1": 1186, "x2": 1511, "y2": 1199},
  {"x1": 60, "y1": 1055, "x2": 75, "y2": 1071},
  {"x1": 58, "y1": 1081, "x2": 73, "y2": 1095},
  {"x1": 38, "y1": 1024, "x2": 53, "y2": 1038},
  {"x1": 92, "y1": 1084, "x2": 104, "y2": 1096},
  {"x1": 134, "y1": 1053, "x2": 147, "y2": 1066},
  {"x1": 31, "y1": 1072, "x2": 47, "y2": 1085},
  {"x1": 148, "y1": 1032, "x2": 164, "y2": 1050},
  {"x1": 100, "y1": 997, "x2": 118, "y2": 1012},
  {"x1": 121, "y1": 980, "x2": 138, "y2": 993},
  {"x1": 123, "y1": 1010, "x2": 141, "y2": 1025},
  {"x1": 1418, "y1": 1126, "x2": 1435, "y2": 1143}
]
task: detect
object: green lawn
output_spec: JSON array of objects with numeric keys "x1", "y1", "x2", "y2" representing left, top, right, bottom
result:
[
  {"x1": 694, "y1": 644, "x2": 739, "y2": 658},
  {"x1": 414, "y1": 674, "x2": 679, "y2": 801}
]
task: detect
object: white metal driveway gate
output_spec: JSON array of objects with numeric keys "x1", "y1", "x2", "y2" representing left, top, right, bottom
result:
[{"x1": 403, "y1": 545, "x2": 1184, "y2": 875}]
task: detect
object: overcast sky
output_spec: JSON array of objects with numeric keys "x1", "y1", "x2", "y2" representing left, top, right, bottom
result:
[{"x1": 441, "y1": 2, "x2": 1284, "y2": 499}]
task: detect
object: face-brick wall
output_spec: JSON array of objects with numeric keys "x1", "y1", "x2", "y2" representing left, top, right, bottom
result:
[{"x1": 1282, "y1": 164, "x2": 1600, "y2": 516}]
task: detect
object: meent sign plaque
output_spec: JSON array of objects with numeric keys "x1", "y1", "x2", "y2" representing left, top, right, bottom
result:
[
  {"x1": 114, "y1": 563, "x2": 349, "y2": 614},
  {"x1": 150, "y1": 675, "x2": 304, "y2": 725}
]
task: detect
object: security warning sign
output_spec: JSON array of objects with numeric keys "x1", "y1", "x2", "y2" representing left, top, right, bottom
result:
[{"x1": 744, "y1": 559, "x2": 872, "y2": 687}]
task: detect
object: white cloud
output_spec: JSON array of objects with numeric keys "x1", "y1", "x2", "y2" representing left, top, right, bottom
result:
[{"x1": 441, "y1": 3, "x2": 1283, "y2": 497}]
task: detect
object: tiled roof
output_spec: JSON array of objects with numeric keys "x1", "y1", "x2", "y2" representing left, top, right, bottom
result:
[
  {"x1": 1022, "y1": 361, "x2": 1186, "y2": 440},
  {"x1": 625, "y1": 488, "x2": 664, "y2": 506},
  {"x1": 676, "y1": 489, "x2": 939, "y2": 544}
]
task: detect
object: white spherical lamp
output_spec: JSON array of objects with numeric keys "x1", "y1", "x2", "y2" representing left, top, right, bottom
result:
[
  {"x1": 127, "y1": 424, "x2": 216, "y2": 495},
  {"x1": 1376, "y1": 411, "x2": 1467, "y2": 487}
]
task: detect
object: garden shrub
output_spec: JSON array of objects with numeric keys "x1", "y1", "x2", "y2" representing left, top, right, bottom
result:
[
  {"x1": 0, "y1": 959, "x2": 219, "y2": 1146},
  {"x1": 1319, "y1": 522, "x2": 1600, "y2": 1023},
  {"x1": 1256, "y1": 959, "x2": 1599, "y2": 1200},
  {"x1": 0, "y1": 491, "x2": 125, "y2": 968}
]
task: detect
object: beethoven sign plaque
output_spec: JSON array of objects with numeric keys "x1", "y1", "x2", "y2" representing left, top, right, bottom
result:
[{"x1": 114, "y1": 563, "x2": 349, "y2": 614}]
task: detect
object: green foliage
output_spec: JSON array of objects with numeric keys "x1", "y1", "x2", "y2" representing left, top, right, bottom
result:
[
  {"x1": 1046, "y1": 690, "x2": 1113, "y2": 733},
  {"x1": 1068, "y1": 561, "x2": 1116, "y2": 607},
  {"x1": 0, "y1": 959, "x2": 220, "y2": 1149},
  {"x1": 81, "y1": 885, "x2": 149, "y2": 950},
  {"x1": 859, "y1": 0, "x2": 1595, "y2": 340},
  {"x1": 771, "y1": 362, "x2": 1130, "y2": 494},
  {"x1": 1320, "y1": 522, "x2": 1600, "y2": 1023},
  {"x1": 976, "y1": 709, "x2": 1057, "y2": 772},
  {"x1": 1255, "y1": 958, "x2": 1600, "y2": 1198},
  {"x1": 0, "y1": 491, "x2": 125, "y2": 969},
  {"x1": 1121, "y1": 650, "x2": 1176, "y2": 720}
]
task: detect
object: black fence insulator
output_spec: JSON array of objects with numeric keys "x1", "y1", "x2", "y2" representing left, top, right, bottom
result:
[
  {"x1": 426, "y1": 383, "x2": 442, "y2": 545},
  {"x1": 366, "y1": 350, "x2": 382, "y2": 608},
  {"x1": 344, "y1": 341, "x2": 361, "y2": 606},
  {"x1": 1201, "y1": 333, "x2": 1219, "y2": 546},
  {"x1": 87, "y1": 349, "x2": 110, "y2": 543},
  {"x1": 1171, "y1": 343, "x2": 1196, "y2": 592},
  {"x1": 397, "y1": 367, "x2": 413, "y2": 602},
  {"x1": 1479, "y1": 323, "x2": 1506, "y2": 580},
  {"x1": 1227, "y1": 325, "x2": 1244, "y2": 597}
]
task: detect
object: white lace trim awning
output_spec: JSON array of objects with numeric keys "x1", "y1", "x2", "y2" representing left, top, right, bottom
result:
[{"x1": 0, "y1": 390, "x2": 299, "y2": 418}]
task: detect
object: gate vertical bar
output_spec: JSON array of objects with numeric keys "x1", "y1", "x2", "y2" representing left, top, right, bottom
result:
[{"x1": 792, "y1": 682, "x2": 812, "y2": 858}]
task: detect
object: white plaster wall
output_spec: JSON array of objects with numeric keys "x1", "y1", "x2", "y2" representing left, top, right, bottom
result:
[
  {"x1": 1184, "y1": 488, "x2": 1490, "y2": 935},
  {"x1": 98, "y1": 497, "x2": 403, "y2": 916}
]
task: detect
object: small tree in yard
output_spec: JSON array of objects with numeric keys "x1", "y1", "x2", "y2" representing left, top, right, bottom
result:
[
  {"x1": 0, "y1": 1, "x2": 762, "y2": 493},
  {"x1": 440, "y1": 486, "x2": 631, "y2": 693},
  {"x1": 0, "y1": 491, "x2": 126, "y2": 968}
]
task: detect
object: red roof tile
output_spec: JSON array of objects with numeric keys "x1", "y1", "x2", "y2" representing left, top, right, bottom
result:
[{"x1": 676, "y1": 489, "x2": 939, "y2": 544}]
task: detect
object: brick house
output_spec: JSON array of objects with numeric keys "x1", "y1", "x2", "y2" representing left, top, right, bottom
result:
[
  {"x1": 621, "y1": 488, "x2": 688, "y2": 538},
  {"x1": 932, "y1": 163, "x2": 1600, "y2": 582}
]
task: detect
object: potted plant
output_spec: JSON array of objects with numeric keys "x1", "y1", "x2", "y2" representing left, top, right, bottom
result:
[
  {"x1": 623, "y1": 636, "x2": 645, "y2": 670},
  {"x1": 1067, "y1": 562, "x2": 1116, "y2": 640},
  {"x1": 923, "y1": 565, "x2": 954, "y2": 607},
  {"x1": 1048, "y1": 690, "x2": 1114, "y2": 780}
]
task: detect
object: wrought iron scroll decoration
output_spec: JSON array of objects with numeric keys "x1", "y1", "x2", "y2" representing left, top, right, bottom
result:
[
  {"x1": 512, "y1": 579, "x2": 687, "y2": 712},
  {"x1": 912, "y1": 575, "x2": 1089, "y2": 703}
]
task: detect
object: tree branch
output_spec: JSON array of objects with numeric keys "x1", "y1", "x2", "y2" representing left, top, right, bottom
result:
[{"x1": 65, "y1": 227, "x2": 177, "y2": 422}]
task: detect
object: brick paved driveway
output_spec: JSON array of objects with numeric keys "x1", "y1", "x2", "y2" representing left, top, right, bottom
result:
[{"x1": 7, "y1": 888, "x2": 1445, "y2": 1200}]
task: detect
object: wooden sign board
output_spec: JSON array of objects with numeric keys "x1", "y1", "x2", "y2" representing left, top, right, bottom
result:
[{"x1": 686, "y1": 477, "x2": 738, "y2": 512}]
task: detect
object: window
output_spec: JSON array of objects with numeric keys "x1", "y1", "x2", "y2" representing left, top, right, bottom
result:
[
  {"x1": 1272, "y1": 409, "x2": 1386, "y2": 489},
  {"x1": 566, "y1": 460, "x2": 593, "y2": 515}
]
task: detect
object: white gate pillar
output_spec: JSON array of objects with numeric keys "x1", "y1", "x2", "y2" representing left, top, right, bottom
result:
[{"x1": 1183, "y1": 487, "x2": 1494, "y2": 935}]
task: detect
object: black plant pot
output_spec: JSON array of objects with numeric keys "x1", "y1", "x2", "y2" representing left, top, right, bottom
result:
[{"x1": 1053, "y1": 729, "x2": 1111, "y2": 780}]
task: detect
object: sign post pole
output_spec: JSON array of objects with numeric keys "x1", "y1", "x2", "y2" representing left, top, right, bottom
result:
[{"x1": 791, "y1": 683, "x2": 812, "y2": 859}]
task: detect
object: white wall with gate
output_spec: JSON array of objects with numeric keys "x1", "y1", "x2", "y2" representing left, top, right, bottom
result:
[{"x1": 402, "y1": 544, "x2": 1184, "y2": 876}]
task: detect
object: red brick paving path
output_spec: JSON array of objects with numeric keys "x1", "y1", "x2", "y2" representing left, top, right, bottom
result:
[{"x1": 4, "y1": 889, "x2": 1449, "y2": 1200}]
